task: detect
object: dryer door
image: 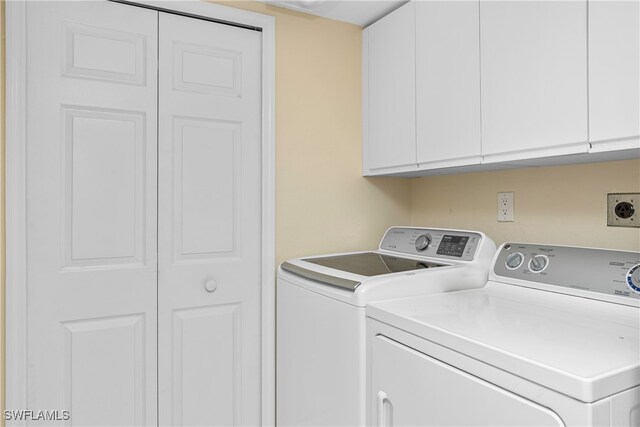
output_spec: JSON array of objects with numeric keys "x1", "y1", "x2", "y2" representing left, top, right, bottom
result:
[{"x1": 371, "y1": 335, "x2": 565, "y2": 426}]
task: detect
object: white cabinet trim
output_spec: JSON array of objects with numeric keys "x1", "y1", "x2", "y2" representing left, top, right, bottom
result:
[
  {"x1": 482, "y1": 140, "x2": 590, "y2": 164},
  {"x1": 4, "y1": 2, "x2": 276, "y2": 425},
  {"x1": 417, "y1": 155, "x2": 483, "y2": 170},
  {"x1": 589, "y1": 136, "x2": 640, "y2": 154}
]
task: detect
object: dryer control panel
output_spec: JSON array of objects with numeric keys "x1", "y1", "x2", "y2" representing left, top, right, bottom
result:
[
  {"x1": 380, "y1": 228, "x2": 483, "y2": 262},
  {"x1": 493, "y1": 243, "x2": 640, "y2": 304}
]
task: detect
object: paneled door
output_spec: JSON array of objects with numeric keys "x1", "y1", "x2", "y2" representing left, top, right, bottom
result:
[
  {"x1": 24, "y1": 2, "x2": 264, "y2": 426},
  {"x1": 25, "y1": 1, "x2": 158, "y2": 425},
  {"x1": 157, "y1": 12, "x2": 263, "y2": 426}
]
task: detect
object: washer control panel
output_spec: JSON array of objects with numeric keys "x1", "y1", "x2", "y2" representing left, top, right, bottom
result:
[
  {"x1": 380, "y1": 228, "x2": 482, "y2": 261},
  {"x1": 494, "y1": 243, "x2": 640, "y2": 302}
]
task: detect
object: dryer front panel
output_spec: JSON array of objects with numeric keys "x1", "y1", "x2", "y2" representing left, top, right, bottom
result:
[{"x1": 371, "y1": 334, "x2": 566, "y2": 427}]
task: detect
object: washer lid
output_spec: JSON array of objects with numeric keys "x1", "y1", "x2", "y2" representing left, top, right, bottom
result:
[
  {"x1": 367, "y1": 281, "x2": 640, "y2": 403},
  {"x1": 304, "y1": 252, "x2": 443, "y2": 277},
  {"x1": 282, "y1": 252, "x2": 448, "y2": 291}
]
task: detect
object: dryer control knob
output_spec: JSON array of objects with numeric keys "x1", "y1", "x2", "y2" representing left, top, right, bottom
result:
[
  {"x1": 626, "y1": 264, "x2": 640, "y2": 294},
  {"x1": 415, "y1": 234, "x2": 432, "y2": 251},
  {"x1": 529, "y1": 254, "x2": 549, "y2": 272},
  {"x1": 505, "y1": 252, "x2": 524, "y2": 269}
]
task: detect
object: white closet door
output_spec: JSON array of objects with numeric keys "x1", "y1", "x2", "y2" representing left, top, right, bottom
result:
[
  {"x1": 157, "y1": 13, "x2": 263, "y2": 426},
  {"x1": 26, "y1": 2, "x2": 158, "y2": 425}
]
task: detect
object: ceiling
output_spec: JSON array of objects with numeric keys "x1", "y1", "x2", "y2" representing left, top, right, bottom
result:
[{"x1": 261, "y1": 0, "x2": 409, "y2": 27}]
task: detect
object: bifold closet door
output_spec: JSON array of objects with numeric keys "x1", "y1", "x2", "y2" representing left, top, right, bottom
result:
[
  {"x1": 25, "y1": 2, "x2": 158, "y2": 425},
  {"x1": 157, "y1": 12, "x2": 263, "y2": 426}
]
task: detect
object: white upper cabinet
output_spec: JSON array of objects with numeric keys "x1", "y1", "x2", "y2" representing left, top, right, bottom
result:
[
  {"x1": 480, "y1": 0, "x2": 589, "y2": 163},
  {"x1": 363, "y1": 2, "x2": 416, "y2": 175},
  {"x1": 362, "y1": 0, "x2": 638, "y2": 177},
  {"x1": 588, "y1": 0, "x2": 640, "y2": 151},
  {"x1": 416, "y1": 1, "x2": 481, "y2": 169}
]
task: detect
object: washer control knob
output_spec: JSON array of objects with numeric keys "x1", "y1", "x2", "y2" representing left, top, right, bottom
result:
[
  {"x1": 529, "y1": 254, "x2": 549, "y2": 272},
  {"x1": 505, "y1": 252, "x2": 524, "y2": 269},
  {"x1": 415, "y1": 234, "x2": 432, "y2": 252},
  {"x1": 626, "y1": 264, "x2": 640, "y2": 293}
]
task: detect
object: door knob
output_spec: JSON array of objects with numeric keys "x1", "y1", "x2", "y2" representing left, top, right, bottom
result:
[{"x1": 204, "y1": 279, "x2": 217, "y2": 293}]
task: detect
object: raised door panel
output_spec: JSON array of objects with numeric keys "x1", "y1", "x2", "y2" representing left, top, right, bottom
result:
[
  {"x1": 371, "y1": 335, "x2": 565, "y2": 426},
  {"x1": 174, "y1": 41, "x2": 242, "y2": 96},
  {"x1": 62, "y1": 107, "x2": 145, "y2": 268},
  {"x1": 480, "y1": 1, "x2": 589, "y2": 162},
  {"x1": 589, "y1": 0, "x2": 640, "y2": 150},
  {"x1": 61, "y1": 315, "x2": 146, "y2": 426},
  {"x1": 158, "y1": 12, "x2": 262, "y2": 426},
  {"x1": 363, "y1": 1, "x2": 416, "y2": 174},
  {"x1": 172, "y1": 305, "x2": 241, "y2": 426},
  {"x1": 26, "y1": 2, "x2": 158, "y2": 424},
  {"x1": 63, "y1": 22, "x2": 147, "y2": 85},
  {"x1": 172, "y1": 118, "x2": 240, "y2": 260},
  {"x1": 415, "y1": 0, "x2": 481, "y2": 169}
]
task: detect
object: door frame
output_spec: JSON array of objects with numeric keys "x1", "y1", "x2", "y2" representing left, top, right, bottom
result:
[{"x1": 4, "y1": 1, "x2": 276, "y2": 425}]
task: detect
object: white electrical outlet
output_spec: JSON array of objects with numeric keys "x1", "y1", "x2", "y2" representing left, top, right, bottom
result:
[{"x1": 497, "y1": 192, "x2": 514, "y2": 222}]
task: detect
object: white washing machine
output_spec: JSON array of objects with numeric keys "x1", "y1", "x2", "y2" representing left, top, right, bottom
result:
[
  {"x1": 276, "y1": 227, "x2": 496, "y2": 426},
  {"x1": 367, "y1": 243, "x2": 640, "y2": 426}
]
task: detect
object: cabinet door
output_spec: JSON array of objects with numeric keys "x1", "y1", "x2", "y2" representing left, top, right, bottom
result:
[
  {"x1": 589, "y1": 0, "x2": 640, "y2": 150},
  {"x1": 480, "y1": 1, "x2": 589, "y2": 162},
  {"x1": 416, "y1": 1, "x2": 481, "y2": 169},
  {"x1": 371, "y1": 335, "x2": 565, "y2": 426},
  {"x1": 363, "y1": 2, "x2": 416, "y2": 174}
]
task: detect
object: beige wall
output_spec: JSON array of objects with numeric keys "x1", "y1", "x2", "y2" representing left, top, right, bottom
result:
[
  {"x1": 216, "y1": 1, "x2": 412, "y2": 264},
  {"x1": 411, "y1": 159, "x2": 640, "y2": 251}
]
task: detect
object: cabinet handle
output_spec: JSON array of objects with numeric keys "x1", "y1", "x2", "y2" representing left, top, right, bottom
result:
[{"x1": 377, "y1": 390, "x2": 392, "y2": 427}]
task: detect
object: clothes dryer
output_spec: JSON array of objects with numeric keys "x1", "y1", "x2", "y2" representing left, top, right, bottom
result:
[{"x1": 367, "y1": 243, "x2": 640, "y2": 426}]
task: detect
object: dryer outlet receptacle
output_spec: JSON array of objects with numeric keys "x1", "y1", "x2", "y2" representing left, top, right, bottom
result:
[{"x1": 607, "y1": 193, "x2": 639, "y2": 228}]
